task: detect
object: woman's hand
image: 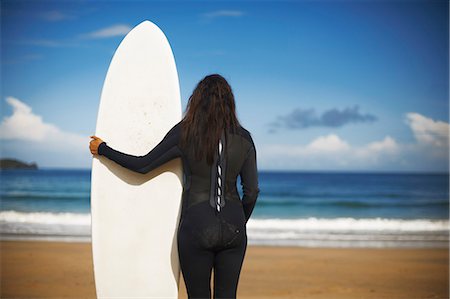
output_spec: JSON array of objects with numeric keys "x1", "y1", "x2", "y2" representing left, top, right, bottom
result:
[{"x1": 90, "y1": 135, "x2": 105, "y2": 156}]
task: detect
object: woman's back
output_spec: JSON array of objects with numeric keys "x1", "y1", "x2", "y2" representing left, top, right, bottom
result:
[
  {"x1": 180, "y1": 123, "x2": 258, "y2": 213},
  {"x1": 97, "y1": 120, "x2": 259, "y2": 228}
]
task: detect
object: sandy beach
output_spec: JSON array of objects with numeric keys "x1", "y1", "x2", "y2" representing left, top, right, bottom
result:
[{"x1": 1, "y1": 240, "x2": 448, "y2": 299}]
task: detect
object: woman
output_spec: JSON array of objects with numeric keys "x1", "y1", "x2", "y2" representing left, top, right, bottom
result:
[{"x1": 89, "y1": 73, "x2": 259, "y2": 299}]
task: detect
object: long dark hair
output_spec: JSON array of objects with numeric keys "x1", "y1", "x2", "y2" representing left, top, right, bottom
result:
[{"x1": 180, "y1": 74, "x2": 241, "y2": 165}]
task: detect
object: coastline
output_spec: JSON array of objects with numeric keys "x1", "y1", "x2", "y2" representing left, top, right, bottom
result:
[{"x1": 1, "y1": 240, "x2": 448, "y2": 299}]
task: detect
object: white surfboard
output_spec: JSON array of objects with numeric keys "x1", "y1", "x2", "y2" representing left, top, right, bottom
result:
[{"x1": 91, "y1": 20, "x2": 183, "y2": 298}]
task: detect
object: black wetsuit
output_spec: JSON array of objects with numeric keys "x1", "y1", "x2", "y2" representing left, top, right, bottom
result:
[{"x1": 97, "y1": 121, "x2": 260, "y2": 299}]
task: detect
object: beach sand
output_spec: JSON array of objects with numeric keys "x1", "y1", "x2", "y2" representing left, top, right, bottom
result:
[{"x1": 1, "y1": 240, "x2": 448, "y2": 299}]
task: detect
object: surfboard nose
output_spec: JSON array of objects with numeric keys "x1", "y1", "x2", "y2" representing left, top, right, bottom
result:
[{"x1": 136, "y1": 19, "x2": 162, "y2": 34}]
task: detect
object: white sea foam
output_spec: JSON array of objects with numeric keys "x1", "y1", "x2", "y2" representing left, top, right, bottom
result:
[
  {"x1": 245, "y1": 218, "x2": 449, "y2": 248},
  {"x1": 1, "y1": 211, "x2": 448, "y2": 247},
  {"x1": 0, "y1": 211, "x2": 91, "y2": 238},
  {"x1": 0, "y1": 210, "x2": 91, "y2": 225},
  {"x1": 247, "y1": 217, "x2": 449, "y2": 232}
]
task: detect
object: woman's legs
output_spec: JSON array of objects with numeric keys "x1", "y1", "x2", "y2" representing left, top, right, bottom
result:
[
  {"x1": 178, "y1": 199, "x2": 248, "y2": 299},
  {"x1": 178, "y1": 224, "x2": 215, "y2": 299},
  {"x1": 213, "y1": 231, "x2": 247, "y2": 299}
]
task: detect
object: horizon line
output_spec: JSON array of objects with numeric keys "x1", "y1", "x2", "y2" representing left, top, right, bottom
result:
[{"x1": 2, "y1": 167, "x2": 448, "y2": 175}]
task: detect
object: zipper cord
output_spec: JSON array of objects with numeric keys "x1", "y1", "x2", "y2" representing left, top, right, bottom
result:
[
  {"x1": 216, "y1": 138, "x2": 223, "y2": 212},
  {"x1": 209, "y1": 131, "x2": 227, "y2": 213}
]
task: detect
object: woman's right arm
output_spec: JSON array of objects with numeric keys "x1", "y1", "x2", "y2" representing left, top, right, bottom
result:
[{"x1": 240, "y1": 144, "x2": 260, "y2": 223}]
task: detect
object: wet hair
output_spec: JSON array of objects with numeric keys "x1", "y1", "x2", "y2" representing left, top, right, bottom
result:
[{"x1": 180, "y1": 74, "x2": 241, "y2": 165}]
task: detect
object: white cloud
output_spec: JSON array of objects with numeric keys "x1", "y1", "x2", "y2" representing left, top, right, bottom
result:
[
  {"x1": 202, "y1": 10, "x2": 244, "y2": 19},
  {"x1": 79, "y1": 24, "x2": 132, "y2": 39},
  {"x1": 306, "y1": 134, "x2": 351, "y2": 152},
  {"x1": 0, "y1": 97, "x2": 56, "y2": 141},
  {"x1": 259, "y1": 112, "x2": 447, "y2": 171},
  {"x1": 353, "y1": 136, "x2": 401, "y2": 165},
  {"x1": 260, "y1": 134, "x2": 400, "y2": 170},
  {"x1": 405, "y1": 112, "x2": 449, "y2": 147},
  {"x1": 6, "y1": 38, "x2": 81, "y2": 48},
  {"x1": 365, "y1": 136, "x2": 399, "y2": 153},
  {"x1": 26, "y1": 39, "x2": 67, "y2": 47},
  {"x1": 39, "y1": 10, "x2": 75, "y2": 22},
  {"x1": 2, "y1": 53, "x2": 43, "y2": 65},
  {"x1": 5, "y1": 23, "x2": 130, "y2": 49},
  {"x1": 353, "y1": 136, "x2": 399, "y2": 158},
  {"x1": 0, "y1": 97, "x2": 89, "y2": 167}
]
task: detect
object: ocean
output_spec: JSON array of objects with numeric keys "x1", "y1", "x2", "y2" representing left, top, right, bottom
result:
[{"x1": 1, "y1": 169, "x2": 448, "y2": 248}]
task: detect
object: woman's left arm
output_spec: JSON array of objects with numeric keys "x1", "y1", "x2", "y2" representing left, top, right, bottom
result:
[{"x1": 97, "y1": 125, "x2": 182, "y2": 174}]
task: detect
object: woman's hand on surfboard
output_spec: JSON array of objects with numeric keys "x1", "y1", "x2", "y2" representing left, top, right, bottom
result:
[{"x1": 90, "y1": 135, "x2": 105, "y2": 156}]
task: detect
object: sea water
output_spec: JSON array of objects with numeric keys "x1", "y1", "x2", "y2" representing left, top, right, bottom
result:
[{"x1": 1, "y1": 169, "x2": 448, "y2": 248}]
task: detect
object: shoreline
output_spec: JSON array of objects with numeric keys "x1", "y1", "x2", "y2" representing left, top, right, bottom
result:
[
  {"x1": 1, "y1": 240, "x2": 448, "y2": 299},
  {"x1": 2, "y1": 216, "x2": 448, "y2": 249},
  {"x1": 2, "y1": 235, "x2": 448, "y2": 249}
]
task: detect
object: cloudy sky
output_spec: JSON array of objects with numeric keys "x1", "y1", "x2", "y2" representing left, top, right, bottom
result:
[{"x1": 1, "y1": 0, "x2": 449, "y2": 172}]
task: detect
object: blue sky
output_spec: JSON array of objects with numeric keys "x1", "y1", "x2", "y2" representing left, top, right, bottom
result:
[{"x1": 1, "y1": 0, "x2": 448, "y2": 172}]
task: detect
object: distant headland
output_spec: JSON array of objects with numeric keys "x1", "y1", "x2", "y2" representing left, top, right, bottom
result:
[{"x1": 0, "y1": 158, "x2": 38, "y2": 170}]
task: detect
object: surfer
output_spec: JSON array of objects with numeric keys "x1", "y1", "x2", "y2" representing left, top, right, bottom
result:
[{"x1": 89, "y1": 73, "x2": 259, "y2": 299}]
